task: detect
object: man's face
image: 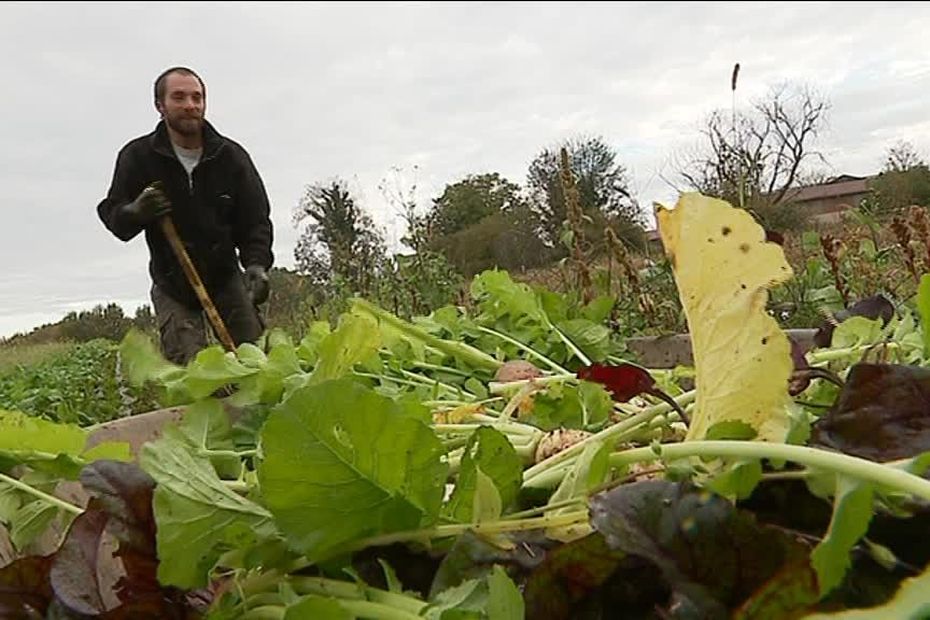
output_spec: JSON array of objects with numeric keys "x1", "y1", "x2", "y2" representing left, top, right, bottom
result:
[{"x1": 157, "y1": 72, "x2": 205, "y2": 137}]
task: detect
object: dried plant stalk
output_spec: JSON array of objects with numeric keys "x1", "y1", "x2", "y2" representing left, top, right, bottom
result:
[
  {"x1": 890, "y1": 215, "x2": 920, "y2": 283},
  {"x1": 820, "y1": 234, "x2": 850, "y2": 306},
  {"x1": 559, "y1": 147, "x2": 593, "y2": 303},
  {"x1": 907, "y1": 205, "x2": 930, "y2": 274}
]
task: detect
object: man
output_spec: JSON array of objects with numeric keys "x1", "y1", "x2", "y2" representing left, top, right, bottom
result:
[{"x1": 97, "y1": 66, "x2": 274, "y2": 365}]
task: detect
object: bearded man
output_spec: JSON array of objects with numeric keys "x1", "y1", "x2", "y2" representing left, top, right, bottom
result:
[{"x1": 97, "y1": 66, "x2": 274, "y2": 364}]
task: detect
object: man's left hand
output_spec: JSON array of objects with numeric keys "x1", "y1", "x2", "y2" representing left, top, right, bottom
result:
[{"x1": 245, "y1": 265, "x2": 270, "y2": 305}]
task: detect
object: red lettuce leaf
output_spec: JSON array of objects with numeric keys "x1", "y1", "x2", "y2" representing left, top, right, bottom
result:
[
  {"x1": 577, "y1": 363, "x2": 689, "y2": 423},
  {"x1": 50, "y1": 508, "x2": 109, "y2": 614}
]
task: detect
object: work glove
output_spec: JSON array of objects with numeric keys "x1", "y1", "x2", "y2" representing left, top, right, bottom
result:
[
  {"x1": 124, "y1": 182, "x2": 171, "y2": 226},
  {"x1": 245, "y1": 265, "x2": 270, "y2": 305}
]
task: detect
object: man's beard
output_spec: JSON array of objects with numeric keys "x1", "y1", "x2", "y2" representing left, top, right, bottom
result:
[{"x1": 166, "y1": 113, "x2": 203, "y2": 137}]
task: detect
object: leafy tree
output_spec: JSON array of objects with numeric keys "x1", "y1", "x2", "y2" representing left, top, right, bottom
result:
[
  {"x1": 2, "y1": 302, "x2": 161, "y2": 346},
  {"x1": 527, "y1": 135, "x2": 644, "y2": 249},
  {"x1": 293, "y1": 179, "x2": 387, "y2": 295},
  {"x1": 260, "y1": 267, "x2": 315, "y2": 337},
  {"x1": 289, "y1": 173, "x2": 466, "y2": 324},
  {"x1": 58, "y1": 303, "x2": 133, "y2": 342},
  {"x1": 431, "y1": 209, "x2": 555, "y2": 277},
  {"x1": 491, "y1": 203, "x2": 560, "y2": 272},
  {"x1": 375, "y1": 252, "x2": 465, "y2": 318},
  {"x1": 428, "y1": 172, "x2": 526, "y2": 236},
  {"x1": 418, "y1": 171, "x2": 552, "y2": 276}
]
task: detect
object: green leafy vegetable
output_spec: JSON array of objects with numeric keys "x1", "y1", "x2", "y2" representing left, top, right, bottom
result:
[
  {"x1": 545, "y1": 440, "x2": 609, "y2": 541},
  {"x1": 258, "y1": 379, "x2": 447, "y2": 560},
  {"x1": 140, "y1": 433, "x2": 274, "y2": 588},
  {"x1": 810, "y1": 476, "x2": 875, "y2": 597},
  {"x1": 444, "y1": 427, "x2": 521, "y2": 523},
  {"x1": 308, "y1": 313, "x2": 382, "y2": 385},
  {"x1": 284, "y1": 595, "x2": 354, "y2": 619}
]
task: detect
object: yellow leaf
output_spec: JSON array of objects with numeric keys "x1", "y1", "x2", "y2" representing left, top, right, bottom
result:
[
  {"x1": 656, "y1": 193, "x2": 794, "y2": 442},
  {"x1": 432, "y1": 402, "x2": 484, "y2": 424},
  {"x1": 516, "y1": 393, "x2": 535, "y2": 419}
]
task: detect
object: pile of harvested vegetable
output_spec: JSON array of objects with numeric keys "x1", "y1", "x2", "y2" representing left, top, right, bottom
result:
[{"x1": 3, "y1": 193, "x2": 930, "y2": 619}]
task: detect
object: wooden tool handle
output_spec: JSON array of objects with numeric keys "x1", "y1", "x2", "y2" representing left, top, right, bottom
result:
[{"x1": 158, "y1": 216, "x2": 237, "y2": 352}]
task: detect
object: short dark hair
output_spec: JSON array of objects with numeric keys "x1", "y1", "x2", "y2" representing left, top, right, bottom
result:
[{"x1": 154, "y1": 66, "x2": 206, "y2": 104}]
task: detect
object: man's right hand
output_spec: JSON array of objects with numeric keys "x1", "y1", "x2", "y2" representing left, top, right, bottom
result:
[{"x1": 125, "y1": 183, "x2": 171, "y2": 225}]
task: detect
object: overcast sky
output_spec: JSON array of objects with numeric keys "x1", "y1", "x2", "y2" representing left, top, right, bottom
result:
[{"x1": 1, "y1": 1, "x2": 929, "y2": 338}]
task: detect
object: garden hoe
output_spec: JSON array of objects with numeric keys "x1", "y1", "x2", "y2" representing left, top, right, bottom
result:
[{"x1": 151, "y1": 187, "x2": 237, "y2": 353}]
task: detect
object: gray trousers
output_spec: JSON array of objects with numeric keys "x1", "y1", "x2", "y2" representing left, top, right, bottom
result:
[{"x1": 150, "y1": 272, "x2": 264, "y2": 366}]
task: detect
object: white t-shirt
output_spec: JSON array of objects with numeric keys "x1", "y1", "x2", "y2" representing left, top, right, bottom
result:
[{"x1": 172, "y1": 144, "x2": 202, "y2": 188}]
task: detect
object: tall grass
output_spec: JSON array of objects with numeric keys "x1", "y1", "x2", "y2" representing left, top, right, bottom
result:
[{"x1": 0, "y1": 341, "x2": 75, "y2": 372}]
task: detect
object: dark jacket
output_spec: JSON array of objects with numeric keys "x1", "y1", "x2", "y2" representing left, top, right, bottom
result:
[{"x1": 97, "y1": 120, "x2": 274, "y2": 309}]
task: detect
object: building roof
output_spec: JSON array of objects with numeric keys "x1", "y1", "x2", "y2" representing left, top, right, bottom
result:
[
  {"x1": 641, "y1": 174, "x2": 876, "y2": 240},
  {"x1": 781, "y1": 175, "x2": 873, "y2": 203}
]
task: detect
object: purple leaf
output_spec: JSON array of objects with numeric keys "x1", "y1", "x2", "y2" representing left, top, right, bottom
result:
[
  {"x1": 789, "y1": 335, "x2": 845, "y2": 397},
  {"x1": 578, "y1": 363, "x2": 689, "y2": 424},
  {"x1": 588, "y1": 480, "x2": 819, "y2": 617},
  {"x1": 50, "y1": 460, "x2": 211, "y2": 617},
  {"x1": 0, "y1": 554, "x2": 53, "y2": 619},
  {"x1": 50, "y1": 508, "x2": 109, "y2": 614},
  {"x1": 522, "y1": 532, "x2": 628, "y2": 619},
  {"x1": 812, "y1": 363, "x2": 930, "y2": 461}
]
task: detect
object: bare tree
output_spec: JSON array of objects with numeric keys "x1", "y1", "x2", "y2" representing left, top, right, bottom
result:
[
  {"x1": 378, "y1": 165, "x2": 428, "y2": 253},
  {"x1": 883, "y1": 140, "x2": 926, "y2": 173},
  {"x1": 677, "y1": 82, "x2": 830, "y2": 213}
]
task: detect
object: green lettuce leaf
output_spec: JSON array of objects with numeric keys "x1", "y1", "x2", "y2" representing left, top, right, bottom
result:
[
  {"x1": 232, "y1": 338, "x2": 304, "y2": 406},
  {"x1": 139, "y1": 432, "x2": 275, "y2": 588},
  {"x1": 556, "y1": 319, "x2": 611, "y2": 363},
  {"x1": 119, "y1": 329, "x2": 258, "y2": 403},
  {"x1": 424, "y1": 565, "x2": 523, "y2": 620},
  {"x1": 258, "y1": 379, "x2": 447, "y2": 560},
  {"x1": 545, "y1": 440, "x2": 609, "y2": 542},
  {"x1": 296, "y1": 321, "x2": 334, "y2": 368},
  {"x1": 307, "y1": 313, "x2": 382, "y2": 386},
  {"x1": 470, "y1": 270, "x2": 548, "y2": 326}
]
